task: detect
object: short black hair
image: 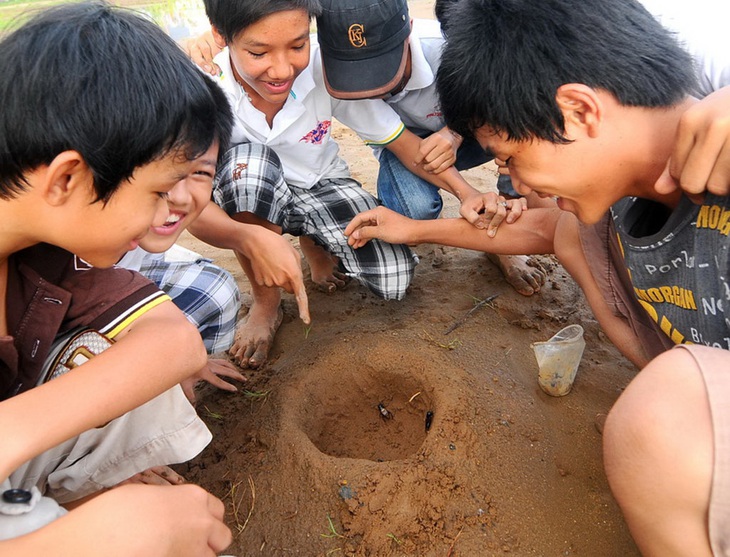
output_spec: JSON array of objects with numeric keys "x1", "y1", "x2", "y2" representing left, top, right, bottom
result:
[
  {"x1": 203, "y1": 76, "x2": 234, "y2": 163},
  {"x1": 434, "y1": 0, "x2": 459, "y2": 35},
  {"x1": 437, "y1": 0, "x2": 698, "y2": 143},
  {"x1": 204, "y1": 0, "x2": 322, "y2": 44},
  {"x1": 0, "y1": 1, "x2": 224, "y2": 202}
]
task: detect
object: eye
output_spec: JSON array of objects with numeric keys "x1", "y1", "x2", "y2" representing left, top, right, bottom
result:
[
  {"x1": 156, "y1": 191, "x2": 170, "y2": 200},
  {"x1": 247, "y1": 50, "x2": 265, "y2": 59},
  {"x1": 194, "y1": 169, "x2": 214, "y2": 178},
  {"x1": 293, "y1": 43, "x2": 306, "y2": 51}
]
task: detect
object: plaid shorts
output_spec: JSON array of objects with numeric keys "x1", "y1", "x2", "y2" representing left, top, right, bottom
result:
[
  {"x1": 140, "y1": 257, "x2": 240, "y2": 354},
  {"x1": 213, "y1": 143, "x2": 417, "y2": 300}
]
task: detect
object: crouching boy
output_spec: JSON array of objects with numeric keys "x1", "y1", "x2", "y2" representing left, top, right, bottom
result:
[{"x1": 0, "y1": 3, "x2": 232, "y2": 554}]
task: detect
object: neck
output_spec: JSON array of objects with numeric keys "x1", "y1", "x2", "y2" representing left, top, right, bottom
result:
[{"x1": 619, "y1": 97, "x2": 697, "y2": 209}]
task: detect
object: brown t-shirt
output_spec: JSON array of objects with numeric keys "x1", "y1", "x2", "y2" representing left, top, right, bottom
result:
[
  {"x1": 579, "y1": 214, "x2": 674, "y2": 361},
  {"x1": 0, "y1": 243, "x2": 168, "y2": 400}
]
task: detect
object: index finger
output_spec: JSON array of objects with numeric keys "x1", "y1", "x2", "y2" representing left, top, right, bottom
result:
[
  {"x1": 344, "y1": 210, "x2": 376, "y2": 236},
  {"x1": 293, "y1": 281, "x2": 311, "y2": 324}
]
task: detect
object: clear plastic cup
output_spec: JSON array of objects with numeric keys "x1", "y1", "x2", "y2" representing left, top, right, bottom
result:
[{"x1": 531, "y1": 324, "x2": 585, "y2": 397}]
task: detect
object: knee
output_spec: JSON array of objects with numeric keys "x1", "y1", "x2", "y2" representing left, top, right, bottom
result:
[{"x1": 603, "y1": 348, "x2": 712, "y2": 501}]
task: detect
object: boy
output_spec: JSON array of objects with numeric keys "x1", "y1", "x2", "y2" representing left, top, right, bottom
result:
[
  {"x1": 116, "y1": 75, "x2": 247, "y2": 404},
  {"x1": 317, "y1": 0, "x2": 546, "y2": 297},
  {"x1": 0, "y1": 3, "x2": 231, "y2": 553},
  {"x1": 346, "y1": 0, "x2": 730, "y2": 553},
  {"x1": 189, "y1": 0, "x2": 418, "y2": 369}
]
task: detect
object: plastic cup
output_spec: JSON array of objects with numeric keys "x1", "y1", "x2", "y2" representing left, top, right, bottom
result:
[{"x1": 531, "y1": 324, "x2": 585, "y2": 397}]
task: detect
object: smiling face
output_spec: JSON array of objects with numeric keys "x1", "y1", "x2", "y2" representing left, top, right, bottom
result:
[
  {"x1": 137, "y1": 142, "x2": 219, "y2": 254},
  {"x1": 474, "y1": 127, "x2": 620, "y2": 225},
  {"x1": 220, "y1": 9, "x2": 311, "y2": 116},
  {"x1": 63, "y1": 150, "x2": 206, "y2": 268}
]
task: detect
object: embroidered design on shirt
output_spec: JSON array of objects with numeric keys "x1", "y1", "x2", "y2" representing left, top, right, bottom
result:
[
  {"x1": 232, "y1": 163, "x2": 248, "y2": 181},
  {"x1": 348, "y1": 24, "x2": 366, "y2": 48},
  {"x1": 300, "y1": 121, "x2": 332, "y2": 144}
]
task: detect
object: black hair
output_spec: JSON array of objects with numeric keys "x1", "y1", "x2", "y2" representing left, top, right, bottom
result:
[
  {"x1": 434, "y1": 0, "x2": 459, "y2": 35},
  {"x1": 203, "y1": 0, "x2": 322, "y2": 44},
  {"x1": 203, "y1": 76, "x2": 234, "y2": 163},
  {"x1": 0, "y1": 1, "x2": 224, "y2": 202},
  {"x1": 436, "y1": 0, "x2": 698, "y2": 143}
]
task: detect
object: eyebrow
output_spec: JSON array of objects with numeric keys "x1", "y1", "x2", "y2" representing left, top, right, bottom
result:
[{"x1": 242, "y1": 31, "x2": 310, "y2": 48}]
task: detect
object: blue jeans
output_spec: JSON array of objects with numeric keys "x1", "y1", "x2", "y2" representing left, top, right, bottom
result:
[{"x1": 377, "y1": 134, "x2": 517, "y2": 220}]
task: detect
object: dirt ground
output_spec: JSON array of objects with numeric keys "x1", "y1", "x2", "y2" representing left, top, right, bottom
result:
[{"x1": 177, "y1": 2, "x2": 642, "y2": 554}]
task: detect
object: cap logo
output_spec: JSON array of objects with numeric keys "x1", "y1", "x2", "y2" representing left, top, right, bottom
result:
[{"x1": 348, "y1": 24, "x2": 366, "y2": 48}]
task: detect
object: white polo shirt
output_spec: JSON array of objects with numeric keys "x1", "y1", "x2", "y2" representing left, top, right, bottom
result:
[
  {"x1": 215, "y1": 38, "x2": 404, "y2": 189},
  {"x1": 639, "y1": 0, "x2": 730, "y2": 97},
  {"x1": 383, "y1": 19, "x2": 446, "y2": 132}
]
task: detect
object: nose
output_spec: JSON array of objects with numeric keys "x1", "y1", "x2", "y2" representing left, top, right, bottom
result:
[
  {"x1": 166, "y1": 178, "x2": 193, "y2": 207},
  {"x1": 268, "y1": 52, "x2": 294, "y2": 82},
  {"x1": 150, "y1": 195, "x2": 171, "y2": 228}
]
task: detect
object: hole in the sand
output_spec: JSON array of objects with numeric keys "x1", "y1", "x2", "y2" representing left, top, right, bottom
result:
[{"x1": 299, "y1": 369, "x2": 433, "y2": 461}]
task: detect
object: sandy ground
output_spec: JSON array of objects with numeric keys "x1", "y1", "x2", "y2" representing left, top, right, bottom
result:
[{"x1": 176, "y1": 2, "x2": 642, "y2": 554}]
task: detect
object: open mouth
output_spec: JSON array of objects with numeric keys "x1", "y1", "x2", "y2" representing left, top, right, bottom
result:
[{"x1": 162, "y1": 213, "x2": 182, "y2": 227}]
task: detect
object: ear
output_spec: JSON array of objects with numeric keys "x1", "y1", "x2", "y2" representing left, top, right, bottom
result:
[
  {"x1": 210, "y1": 26, "x2": 227, "y2": 49},
  {"x1": 41, "y1": 151, "x2": 94, "y2": 207},
  {"x1": 555, "y1": 83, "x2": 603, "y2": 139}
]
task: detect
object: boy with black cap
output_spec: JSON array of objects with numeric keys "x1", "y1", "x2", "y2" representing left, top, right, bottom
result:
[{"x1": 316, "y1": 0, "x2": 547, "y2": 297}]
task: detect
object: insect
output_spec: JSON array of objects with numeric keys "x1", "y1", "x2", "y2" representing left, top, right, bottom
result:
[
  {"x1": 377, "y1": 402, "x2": 393, "y2": 420},
  {"x1": 425, "y1": 411, "x2": 434, "y2": 432}
]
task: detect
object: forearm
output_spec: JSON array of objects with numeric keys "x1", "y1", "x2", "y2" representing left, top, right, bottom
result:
[
  {"x1": 406, "y1": 208, "x2": 559, "y2": 254},
  {"x1": 0, "y1": 303, "x2": 206, "y2": 479},
  {"x1": 187, "y1": 201, "x2": 246, "y2": 251}
]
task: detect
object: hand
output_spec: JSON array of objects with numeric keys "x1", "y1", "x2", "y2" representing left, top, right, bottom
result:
[
  {"x1": 180, "y1": 358, "x2": 246, "y2": 405},
  {"x1": 655, "y1": 85, "x2": 730, "y2": 201},
  {"x1": 459, "y1": 192, "x2": 527, "y2": 236},
  {"x1": 413, "y1": 128, "x2": 461, "y2": 174},
  {"x1": 345, "y1": 206, "x2": 416, "y2": 248},
  {"x1": 38, "y1": 484, "x2": 232, "y2": 557},
  {"x1": 239, "y1": 226, "x2": 310, "y2": 324},
  {"x1": 180, "y1": 30, "x2": 222, "y2": 76}
]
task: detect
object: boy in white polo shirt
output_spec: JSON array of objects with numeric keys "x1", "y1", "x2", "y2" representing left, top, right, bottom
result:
[
  {"x1": 189, "y1": 0, "x2": 418, "y2": 369},
  {"x1": 316, "y1": 0, "x2": 547, "y2": 297}
]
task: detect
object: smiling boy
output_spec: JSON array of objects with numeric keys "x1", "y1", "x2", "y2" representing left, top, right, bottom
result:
[
  {"x1": 0, "y1": 3, "x2": 231, "y2": 553},
  {"x1": 346, "y1": 0, "x2": 730, "y2": 553},
  {"x1": 188, "y1": 0, "x2": 417, "y2": 369}
]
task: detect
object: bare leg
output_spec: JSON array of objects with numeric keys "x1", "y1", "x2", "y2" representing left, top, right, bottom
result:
[
  {"x1": 299, "y1": 236, "x2": 348, "y2": 293},
  {"x1": 487, "y1": 253, "x2": 546, "y2": 296},
  {"x1": 603, "y1": 348, "x2": 714, "y2": 557},
  {"x1": 231, "y1": 250, "x2": 283, "y2": 369}
]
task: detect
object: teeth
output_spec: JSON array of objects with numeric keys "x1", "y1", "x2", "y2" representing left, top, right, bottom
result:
[{"x1": 164, "y1": 214, "x2": 181, "y2": 225}]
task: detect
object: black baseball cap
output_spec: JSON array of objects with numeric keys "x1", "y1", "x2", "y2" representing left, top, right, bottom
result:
[{"x1": 317, "y1": 0, "x2": 411, "y2": 100}]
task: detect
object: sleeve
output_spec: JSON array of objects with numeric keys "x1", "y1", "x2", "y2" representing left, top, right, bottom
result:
[
  {"x1": 332, "y1": 97, "x2": 406, "y2": 147},
  {"x1": 63, "y1": 262, "x2": 171, "y2": 340}
]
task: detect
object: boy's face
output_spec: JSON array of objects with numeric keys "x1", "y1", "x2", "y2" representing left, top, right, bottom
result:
[
  {"x1": 475, "y1": 126, "x2": 618, "y2": 225},
  {"x1": 223, "y1": 9, "x2": 311, "y2": 113},
  {"x1": 68, "y1": 151, "x2": 208, "y2": 268},
  {"x1": 138, "y1": 142, "x2": 219, "y2": 254}
]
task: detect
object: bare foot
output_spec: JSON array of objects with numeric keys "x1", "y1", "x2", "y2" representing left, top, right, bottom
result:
[
  {"x1": 118, "y1": 465, "x2": 186, "y2": 487},
  {"x1": 63, "y1": 466, "x2": 186, "y2": 510},
  {"x1": 229, "y1": 303, "x2": 283, "y2": 369},
  {"x1": 300, "y1": 236, "x2": 349, "y2": 293},
  {"x1": 487, "y1": 253, "x2": 546, "y2": 296}
]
